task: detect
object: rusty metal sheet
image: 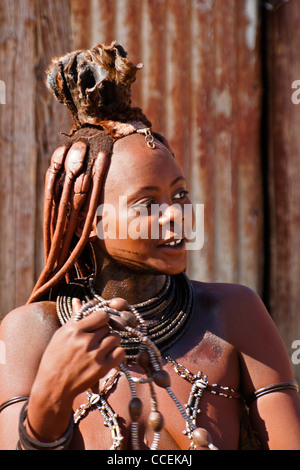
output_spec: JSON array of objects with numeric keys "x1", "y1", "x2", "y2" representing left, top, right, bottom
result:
[
  {"x1": 0, "y1": 0, "x2": 37, "y2": 316},
  {"x1": 70, "y1": 0, "x2": 92, "y2": 50},
  {"x1": 83, "y1": 0, "x2": 263, "y2": 293},
  {"x1": 265, "y1": 0, "x2": 300, "y2": 381},
  {"x1": 0, "y1": 0, "x2": 264, "y2": 319},
  {"x1": 0, "y1": 0, "x2": 72, "y2": 318}
]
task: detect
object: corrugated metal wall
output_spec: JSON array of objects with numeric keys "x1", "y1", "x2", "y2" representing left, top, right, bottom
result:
[
  {"x1": 0, "y1": 0, "x2": 263, "y2": 315},
  {"x1": 0, "y1": 0, "x2": 72, "y2": 315},
  {"x1": 1, "y1": 0, "x2": 300, "y2": 379},
  {"x1": 265, "y1": 0, "x2": 300, "y2": 377},
  {"x1": 70, "y1": 0, "x2": 264, "y2": 291}
]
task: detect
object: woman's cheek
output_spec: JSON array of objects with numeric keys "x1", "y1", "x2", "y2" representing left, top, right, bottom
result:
[
  {"x1": 123, "y1": 209, "x2": 151, "y2": 241},
  {"x1": 96, "y1": 204, "x2": 155, "y2": 248}
]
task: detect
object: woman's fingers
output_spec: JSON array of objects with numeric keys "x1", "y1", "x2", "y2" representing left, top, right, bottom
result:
[
  {"x1": 96, "y1": 332, "x2": 122, "y2": 356},
  {"x1": 108, "y1": 298, "x2": 130, "y2": 311},
  {"x1": 71, "y1": 298, "x2": 82, "y2": 316},
  {"x1": 104, "y1": 346, "x2": 126, "y2": 371},
  {"x1": 70, "y1": 298, "x2": 125, "y2": 363},
  {"x1": 71, "y1": 297, "x2": 134, "y2": 332},
  {"x1": 71, "y1": 298, "x2": 110, "y2": 331}
]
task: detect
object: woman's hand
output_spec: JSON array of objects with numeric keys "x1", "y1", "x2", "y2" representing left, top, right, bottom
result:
[{"x1": 26, "y1": 299, "x2": 126, "y2": 442}]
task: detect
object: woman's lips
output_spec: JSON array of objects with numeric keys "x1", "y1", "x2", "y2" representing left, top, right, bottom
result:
[{"x1": 157, "y1": 237, "x2": 186, "y2": 249}]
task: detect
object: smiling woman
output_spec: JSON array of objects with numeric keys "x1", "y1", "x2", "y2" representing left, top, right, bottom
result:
[{"x1": 0, "y1": 41, "x2": 300, "y2": 451}]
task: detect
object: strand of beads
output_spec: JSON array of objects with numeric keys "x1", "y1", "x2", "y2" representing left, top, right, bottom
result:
[
  {"x1": 73, "y1": 298, "x2": 165, "y2": 450},
  {"x1": 135, "y1": 346, "x2": 164, "y2": 450},
  {"x1": 90, "y1": 392, "x2": 124, "y2": 450},
  {"x1": 73, "y1": 297, "x2": 217, "y2": 450},
  {"x1": 118, "y1": 325, "x2": 165, "y2": 449},
  {"x1": 148, "y1": 382, "x2": 163, "y2": 450},
  {"x1": 118, "y1": 364, "x2": 141, "y2": 450}
]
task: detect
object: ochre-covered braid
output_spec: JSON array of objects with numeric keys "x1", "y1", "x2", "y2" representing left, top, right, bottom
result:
[{"x1": 28, "y1": 140, "x2": 110, "y2": 303}]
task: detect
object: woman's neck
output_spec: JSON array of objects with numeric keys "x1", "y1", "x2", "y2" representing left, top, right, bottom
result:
[{"x1": 92, "y1": 245, "x2": 167, "y2": 305}]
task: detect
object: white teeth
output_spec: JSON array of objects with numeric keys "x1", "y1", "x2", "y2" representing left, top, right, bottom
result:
[{"x1": 165, "y1": 239, "x2": 182, "y2": 246}]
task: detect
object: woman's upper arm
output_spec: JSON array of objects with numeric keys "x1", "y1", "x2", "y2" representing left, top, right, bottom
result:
[
  {"x1": 227, "y1": 285, "x2": 300, "y2": 449},
  {"x1": 0, "y1": 302, "x2": 58, "y2": 449}
]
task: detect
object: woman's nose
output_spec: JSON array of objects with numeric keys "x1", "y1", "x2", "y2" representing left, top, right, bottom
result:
[{"x1": 158, "y1": 203, "x2": 183, "y2": 226}]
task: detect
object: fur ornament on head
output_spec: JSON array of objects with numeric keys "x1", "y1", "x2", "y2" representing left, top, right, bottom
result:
[{"x1": 46, "y1": 41, "x2": 151, "y2": 138}]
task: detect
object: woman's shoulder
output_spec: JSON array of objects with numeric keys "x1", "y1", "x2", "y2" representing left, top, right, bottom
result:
[
  {"x1": 189, "y1": 278, "x2": 277, "y2": 342},
  {"x1": 190, "y1": 278, "x2": 263, "y2": 319},
  {"x1": 0, "y1": 300, "x2": 60, "y2": 340},
  {"x1": 191, "y1": 278, "x2": 259, "y2": 301},
  {"x1": 0, "y1": 301, "x2": 61, "y2": 404},
  {"x1": 190, "y1": 278, "x2": 289, "y2": 365}
]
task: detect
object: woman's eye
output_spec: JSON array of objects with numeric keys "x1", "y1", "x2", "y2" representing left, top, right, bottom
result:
[
  {"x1": 132, "y1": 200, "x2": 153, "y2": 211},
  {"x1": 173, "y1": 190, "x2": 189, "y2": 200}
]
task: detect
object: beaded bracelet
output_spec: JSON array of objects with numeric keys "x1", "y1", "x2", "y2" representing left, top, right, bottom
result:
[{"x1": 17, "y1": 400, "x2": 74, "y2": 450}]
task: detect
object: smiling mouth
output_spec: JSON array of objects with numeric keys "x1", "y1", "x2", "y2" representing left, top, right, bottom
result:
[{"x1": 159, "y1": 238, "x2": 185, "y2": 248}]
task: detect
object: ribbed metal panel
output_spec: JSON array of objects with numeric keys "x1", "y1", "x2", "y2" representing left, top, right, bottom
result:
[
  {"x1": 72, "y1": 0, "x2": 263, "y2": 291},
  {"x1": 0, "y1": 0, "x2": 263, "y2": 318},
  {"x1": 266, "y1": 0, "x2": 300, "y2": 379}
]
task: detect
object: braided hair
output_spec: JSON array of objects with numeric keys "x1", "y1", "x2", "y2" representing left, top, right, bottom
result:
[{"x1": 27, "y1": 42, "x2": 170, "y2": 304}]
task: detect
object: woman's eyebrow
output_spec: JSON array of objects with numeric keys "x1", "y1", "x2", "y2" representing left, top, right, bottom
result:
[
  {"x1": 170, "y1": 176, "x2": 186, "y2": 187},
  {"x1": 126, "y1": 186, "x2": 158, "y2": 205},
  {"x1": 137, "y1": 177, "x2": 186, "y2": 193},
  {"x1": 137, "y1": 185, "x2": 159, "y2": 192}
]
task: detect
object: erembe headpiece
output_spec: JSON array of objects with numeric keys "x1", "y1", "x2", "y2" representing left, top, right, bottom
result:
[{"x1": 47, "y1": 41, "x2": 153, "y2": 140}]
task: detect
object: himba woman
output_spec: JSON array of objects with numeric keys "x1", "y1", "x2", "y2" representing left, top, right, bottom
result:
[{"x1": 0, "y1": 42, "x2": 300, "y2": 451}]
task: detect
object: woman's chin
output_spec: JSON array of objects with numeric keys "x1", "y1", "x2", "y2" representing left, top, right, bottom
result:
[{"x1": 149, "y1": 257, "x2": 187, "y2": 276}]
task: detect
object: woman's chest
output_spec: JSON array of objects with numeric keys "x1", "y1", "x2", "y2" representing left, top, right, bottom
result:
[{"x1": 71, "y1": 336, "x2": 241, "y2": 450}]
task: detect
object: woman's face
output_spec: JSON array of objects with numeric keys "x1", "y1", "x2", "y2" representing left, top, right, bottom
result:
[{"x1": 95, "y1": 133, "x2": 193, "y2": 275}]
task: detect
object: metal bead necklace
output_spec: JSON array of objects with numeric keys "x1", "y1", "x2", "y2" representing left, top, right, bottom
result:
[{"x1": 56, "y1": 273, "x2": 219, "y2": 450}]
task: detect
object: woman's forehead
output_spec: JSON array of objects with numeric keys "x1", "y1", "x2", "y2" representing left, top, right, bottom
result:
[
  {"x1": 106, "y1": 134, "x2": 182, "y2": 189},
  {"x1": 103, "y1": 135, "x2": 183, "y2": 203},
  {"x1": 112, "y1": 132, "x2": 170, "y2": 159}
]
